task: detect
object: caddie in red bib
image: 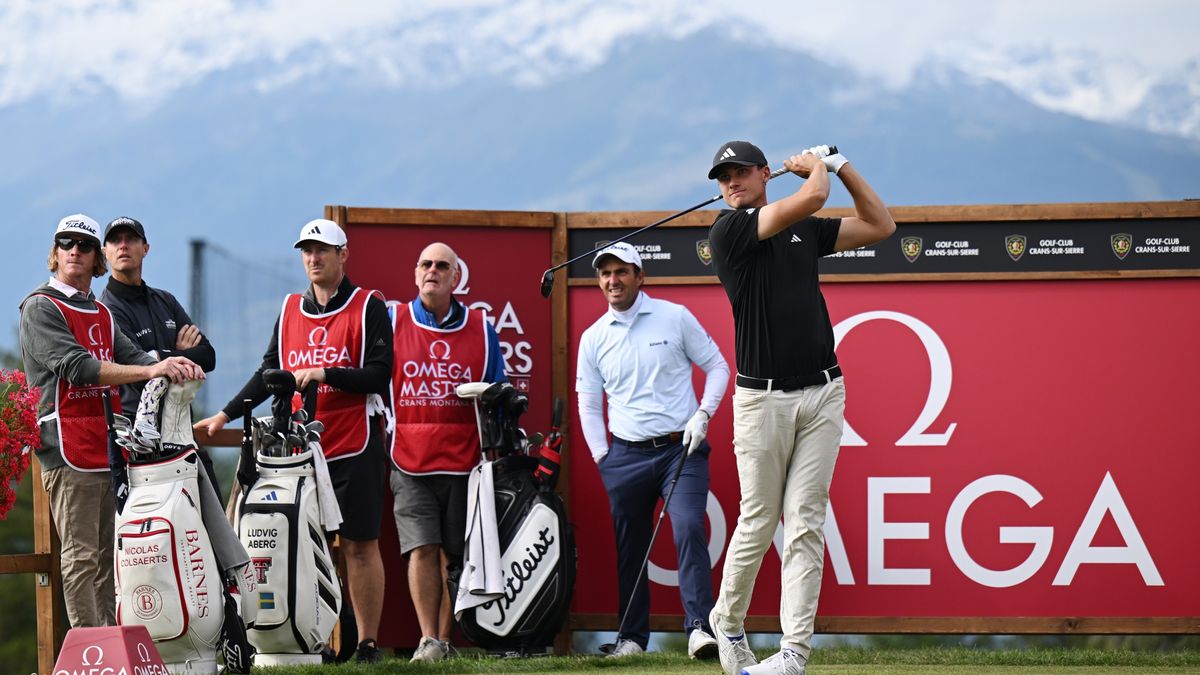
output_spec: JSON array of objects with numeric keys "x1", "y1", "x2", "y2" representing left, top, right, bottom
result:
[
  {"x1": 388, "y1": 300, "x2": 489, "y2": 475},
  {"x1": 385, "y1": 242, "x2": 509, "y2": 660},
  {"x1": 278, "y1": 286, "x2": 383, "y2": 461},
  {"x1": 195, "y1": 218, "x2": 395, "y2": 660},
  {"x1": 20, "y1": 213, "x2": 206, "y2": 629}
]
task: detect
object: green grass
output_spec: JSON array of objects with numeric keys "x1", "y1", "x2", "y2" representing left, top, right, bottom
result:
[{"x1": 250, "y1": 647, "x2": 1200, "y2": 673}]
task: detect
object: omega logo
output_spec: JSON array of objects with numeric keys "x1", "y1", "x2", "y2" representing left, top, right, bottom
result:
[
  {"x1": 832, "y1": 310, "x2": 957, "y2": 446},
  {"x1": 87, "y1": 323, "x2": 102, "y2": 346},
  {"x1": 429, "y1": 340, "x2": 452, "y2": 361},
  {"x1": 80, "y1": 645, "x2": 104, "y2": 666},
  {"x1": 308, "y1": 326, "x2": 329, "y2": 347}
]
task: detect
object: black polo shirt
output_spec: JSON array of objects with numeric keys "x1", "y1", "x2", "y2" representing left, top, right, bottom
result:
[
  {"x1": 99, "y1": 277, "x2": 216, "y2": 413},
  {"x1": 709, "y1": 208, "x2": 842, "y2": 379}
]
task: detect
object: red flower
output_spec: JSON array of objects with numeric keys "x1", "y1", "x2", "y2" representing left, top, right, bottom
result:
[{"x1": 0, "y1": 369, "x2": 42, "y2": 520}]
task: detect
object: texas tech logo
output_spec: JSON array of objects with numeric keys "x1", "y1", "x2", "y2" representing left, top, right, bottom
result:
[
  {"x1": 1005, "y1": 234, "x2": 1027, "y2": 261},
  {"x1": 695, "y1": 239, "x2": 713, "y2": 266},
  {"x1": 252, "y1": 557, "x2": 273, "y2": 584},
  {"x1": 901, "y1": 236, "x2": 922, "y2": 263},
  {"x1": 1111, "y1": 233, "x2": 1132, "y2": 260}
]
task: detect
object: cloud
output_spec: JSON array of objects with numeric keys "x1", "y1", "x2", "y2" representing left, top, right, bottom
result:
[{"x1": 0, "y1": 0, "x2": 1197, "y2": 111}]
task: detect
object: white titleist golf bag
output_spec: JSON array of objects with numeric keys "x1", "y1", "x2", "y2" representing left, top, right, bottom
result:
[
  {"x1": 107, "y1": 379, "x2": 257, "y2": 675},
  {"x1": 451, "y1": 383, "x2": 575, "y2": 655},
  {"x1": 234, "y1": 369, "x2": 342, "y2": 666}
]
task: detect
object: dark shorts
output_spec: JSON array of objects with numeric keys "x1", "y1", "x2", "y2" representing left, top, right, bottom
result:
[
  {"x1": 389, "y1": 470, "x2": 468, "y2": 558},
  {"x1": 327, "y1": 437, "x2": 387, "y2": 541}
]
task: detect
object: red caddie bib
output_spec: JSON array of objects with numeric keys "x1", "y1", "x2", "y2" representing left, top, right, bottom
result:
[
  {"x1": 389, "y1": 303, "x2": 488, "y2": 474},
  {"x1": 39, "y1": 295, "x2": 121, "y2": 472},
  {"x1": 278, "y1": 287, "x2": 381, "y2": 461}
]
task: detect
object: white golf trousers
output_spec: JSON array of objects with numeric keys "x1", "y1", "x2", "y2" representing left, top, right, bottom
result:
[{"x1": 712, "y1": 378, "x2": 845, "y2": 659}]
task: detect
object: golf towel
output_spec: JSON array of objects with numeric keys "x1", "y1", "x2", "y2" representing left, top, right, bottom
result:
[{"x1": 455, "y1": 461, "x2": 504, "y2": 615}]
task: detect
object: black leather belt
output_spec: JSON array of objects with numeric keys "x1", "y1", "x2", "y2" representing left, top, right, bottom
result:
[
  {"x1": 613, "y1": 432, "x2": 683, "y2": 449},
  {"x1": 736, "y1": 365, "x2": 842, "y2": 392}
]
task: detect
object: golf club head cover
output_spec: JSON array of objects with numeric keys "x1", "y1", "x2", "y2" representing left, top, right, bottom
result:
[
  {"x1": 219, "y1": 581, "x2": 254, "y2": 674},
  {"x1": 456, "y1": 382, "x2": 494, "y2": 400},
  {"x1": 160, "y1": 379, "x2": 202, "y2": 453},
  {"x1": 132, "y1": 376, "x2": 169, "y2": 450}
]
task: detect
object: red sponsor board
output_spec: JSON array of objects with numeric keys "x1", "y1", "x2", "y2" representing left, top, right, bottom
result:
[
  {"x1": 567, "y1": 278, "x2": 1200, "y2": 619},
  {"x1": 348, "y1": 223, "x2": 553, "y2": 645}
]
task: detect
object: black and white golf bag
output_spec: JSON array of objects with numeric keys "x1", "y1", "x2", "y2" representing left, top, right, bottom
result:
[
  {"x1": 234, "y1": 369, "x2": 342, "y2": 666},
  {"x1": 107, "y1": 379, "x2": 257, "y2": 675},
  {"x1": 451, "y1": 383, "x2": 575, "y2": 655}
]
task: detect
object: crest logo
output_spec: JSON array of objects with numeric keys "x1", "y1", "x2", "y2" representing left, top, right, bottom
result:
[
  {"x1": 901, "y1": 236, "x2": 922, "y2": 263},
  {"x1": 1111, "y1": 233, "x2": 1132, "y2": 260},
  {"x1": 1005, "y1": 234, "x2": 1027, "y2": 261},
  {"x1": 133, "y1": 584, "x2": 163, "y2": 621},
  {"x1": 695, "y1": 239, "x2": 713, "y2": 266}
]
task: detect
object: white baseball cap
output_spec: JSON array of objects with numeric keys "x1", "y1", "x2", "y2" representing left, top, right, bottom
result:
[
  {"x1": 591, "y1": 241, "x2": 642, "y2": 268},
  {"x1": 54, "y1": 214, "x2": 102, "y2": 245},
  {"x1": 293, "y1": 218, "x2": 348, "y2": 248}
]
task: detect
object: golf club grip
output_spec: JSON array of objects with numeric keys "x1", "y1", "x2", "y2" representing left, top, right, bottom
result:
[{"x1": 768, "y1": 145, "x2": 838, "y2": 179}]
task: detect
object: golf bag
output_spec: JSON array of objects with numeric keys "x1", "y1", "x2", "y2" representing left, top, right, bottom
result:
[
  {"x1": 235, "y1": 369, "x2": 342, "y2": 665},
  {"x1": 451, "y1": 384, "x2": 575, "y2": 654},
  {"x1": 109, "y1": 379, "x2": 257, "y2": 675}
]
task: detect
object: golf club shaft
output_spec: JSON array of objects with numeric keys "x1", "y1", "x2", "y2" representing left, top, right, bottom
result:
[
  {"x1": 615, "y1": 443, "x2": 691, "y2": 639},
  {"x1": 540, "y1": 146, "x2": 834, "y2": 298}
]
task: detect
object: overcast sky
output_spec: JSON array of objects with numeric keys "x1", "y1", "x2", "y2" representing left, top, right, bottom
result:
[{"x1": 1, "y1": 0, "x2": 1196, "y2": 109}]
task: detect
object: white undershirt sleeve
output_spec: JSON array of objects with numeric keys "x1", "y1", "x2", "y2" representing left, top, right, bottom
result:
[
  {"x1": 694, "y1": 349, "x2": 730, "y2": 418},
  {"x1": 576, "y1": 390, "x2": 610, "y2": 463}
]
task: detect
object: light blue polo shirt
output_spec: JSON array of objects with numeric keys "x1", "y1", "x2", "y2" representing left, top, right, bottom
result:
[{"x1": 576, "y1": 293, "x2": 724, "y2": 441}]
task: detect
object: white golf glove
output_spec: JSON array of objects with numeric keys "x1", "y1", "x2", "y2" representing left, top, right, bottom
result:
[
  {"x1": 681, "y1": 410, "x2": 709, "y2": 455},
  {"x1": 803, "y1": 145, "x2": 848, "y2": 175}
]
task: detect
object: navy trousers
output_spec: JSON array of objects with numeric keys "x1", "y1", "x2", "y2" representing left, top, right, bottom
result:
[{"x1": 598, "y1": 437, "x2": 714, "y2": 648}]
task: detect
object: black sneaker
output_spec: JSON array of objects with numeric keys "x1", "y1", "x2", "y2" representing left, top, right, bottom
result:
[{"x1": 356, "y1": 639, "x2": 382, "y2": 663}]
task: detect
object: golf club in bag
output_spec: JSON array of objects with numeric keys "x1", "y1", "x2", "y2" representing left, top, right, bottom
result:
[
  {"x1": 451, "y1": 383, "x2": 576, "y2": 655},
  {"x1": 538, "y1": 146, "x2": 835, "y2": 298},
  {"x1": 234, "y1": 369, "x2": 343, "y2": 667},
  {"x1": 109, "y1": 380, "x2": 258, "y2": 675}
]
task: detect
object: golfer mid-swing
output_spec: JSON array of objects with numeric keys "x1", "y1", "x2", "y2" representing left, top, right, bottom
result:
[{"x1": 706, "y1": 142, "x2": 895, "y2": 675}]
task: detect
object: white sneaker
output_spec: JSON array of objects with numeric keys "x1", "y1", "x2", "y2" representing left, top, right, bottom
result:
[
  {"x1": 410, "y1": 636, "x2": 449, "y2": 662},
  {"x1": 606, "y1": 638, "x2": 645, "y2": 658},
  {"x1": 710, "y1": 608, "x2": 757, "y2": 675},
  {"x1": 688, "y1": 625, "x2": 718, "y2": 660},
  {"x1": 740, "y1": 648, "x2": 805, "y2": 675}
]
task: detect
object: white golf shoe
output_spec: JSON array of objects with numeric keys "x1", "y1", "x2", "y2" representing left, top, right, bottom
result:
[
  {"x1": 606, "y1": 638, "x2": 645, "y2": 658},
  {"x1": 710, "y1": 608, "x2": 757, "y2": 675},
  {"x1": 740, "y1": 648, "x2": 805, "y2": 675},
  {"x1": 688, "y1": 624, "x2": 718, "y2": 660},
  {"x1": 410, "y1": 636, "x2": 449, "y2": 662}
]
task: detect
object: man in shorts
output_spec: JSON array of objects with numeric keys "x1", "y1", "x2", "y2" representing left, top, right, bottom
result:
[
  {"x1": 387, "y1": 242, "x2": 507, "y2": 662},
  {"x1": 196, "y1": 219, "x2": 393, "y2": 663}
]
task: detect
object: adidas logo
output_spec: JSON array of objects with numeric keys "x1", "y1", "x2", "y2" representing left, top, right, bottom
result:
[
  {"x1": 308, "y1": 225, "x2": 321, "y2": 235},
  {"x1": 263, "y1": 491, "x2": 279, "y2": 502},
  {"x1": 719, "y1": 147, "x2": 737, "y2": 161},
  {"x1": 791, "y1": 234, "x2": 803, "y2": 243}
]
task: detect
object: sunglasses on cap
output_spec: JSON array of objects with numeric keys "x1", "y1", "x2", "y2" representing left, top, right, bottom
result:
[
  {"x1": 56, "y1": 237, "x2": 98, "y2": 253},
  {"x1": 417, "y1": 259, "x2": 453, "y2": 271}
]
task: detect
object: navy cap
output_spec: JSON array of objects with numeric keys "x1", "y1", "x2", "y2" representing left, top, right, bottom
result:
[{"x1": 104, "y1": 217, "x2": 147, "y2": 243}]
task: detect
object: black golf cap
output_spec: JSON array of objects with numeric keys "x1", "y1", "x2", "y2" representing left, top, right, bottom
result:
[
  {"x1": 708, "y1": 140, "x2": 768, "y2": 179},
  {"x1": 104, "y1": 216, "x2": 147, "y2": 243}
]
